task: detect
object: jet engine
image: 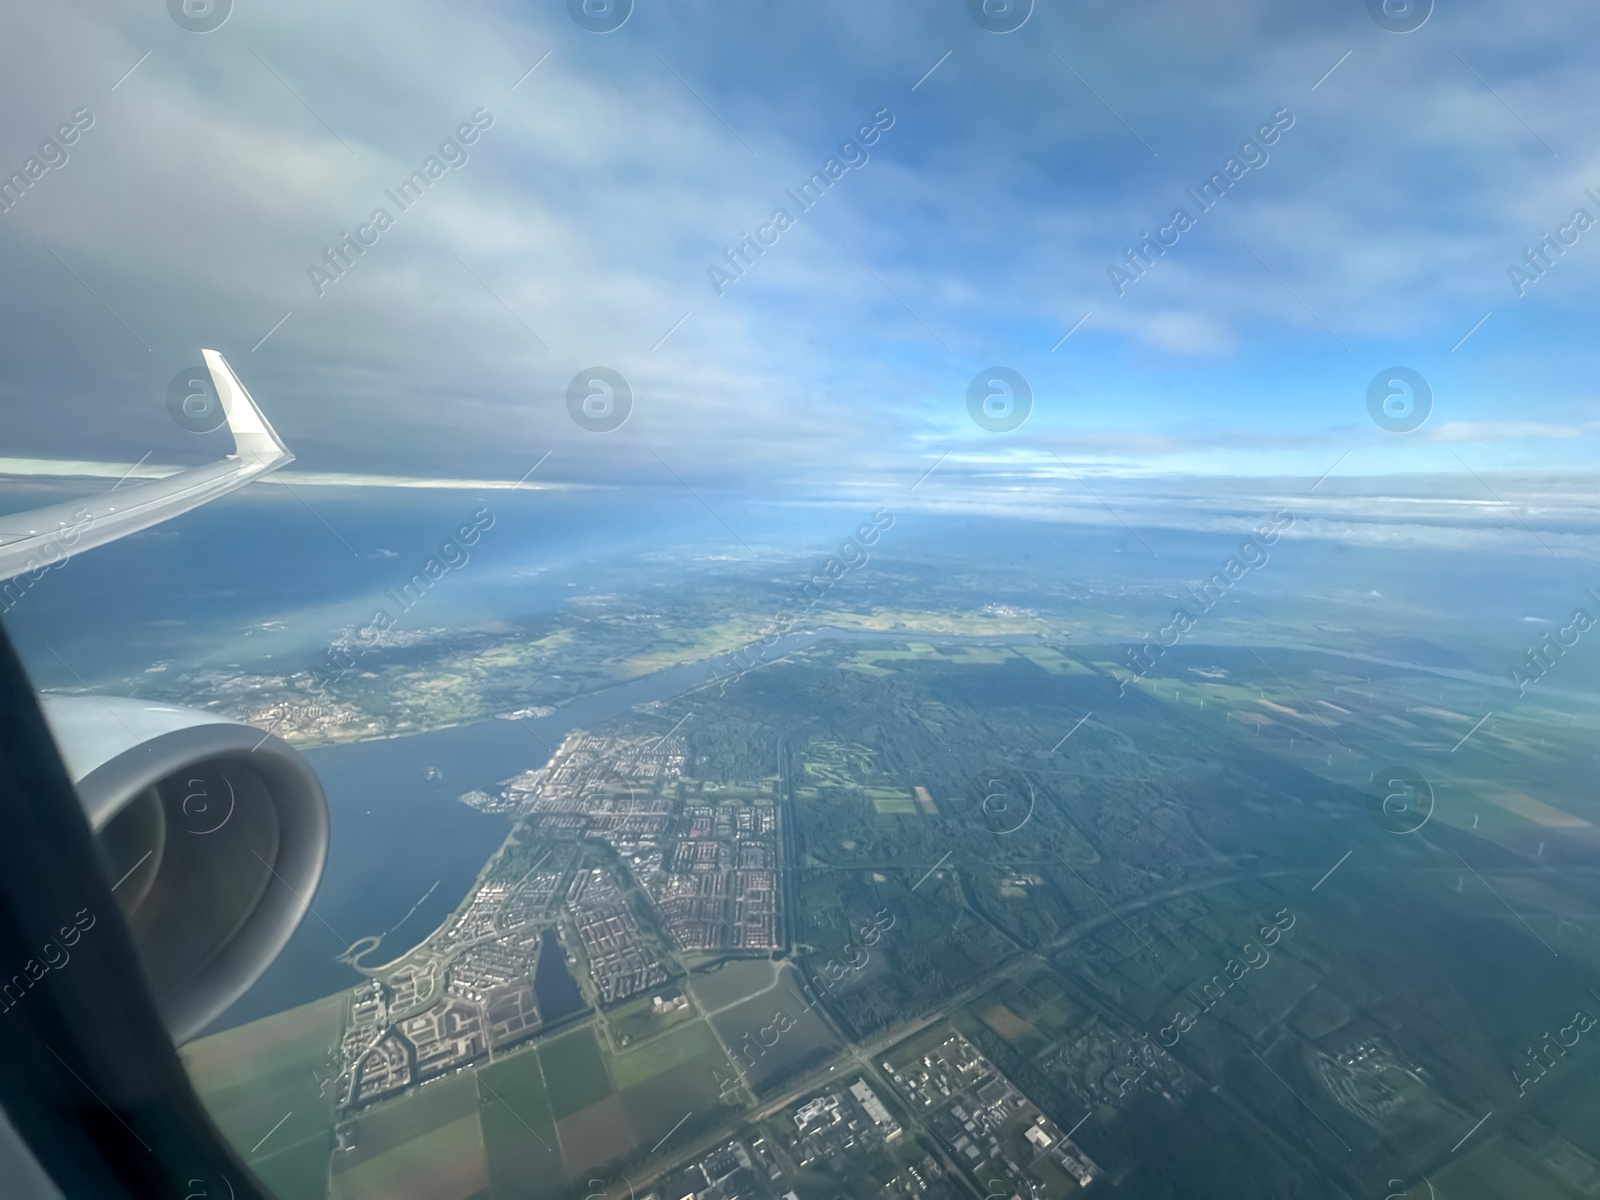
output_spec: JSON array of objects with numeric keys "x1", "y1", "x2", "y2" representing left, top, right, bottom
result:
[{"x1": 39, "y1": 696, "x2": 329, "y2": 1043}]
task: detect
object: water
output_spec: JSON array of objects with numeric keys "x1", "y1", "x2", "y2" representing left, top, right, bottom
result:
[{"x1": 533, "y1": 928, "x2": 584, "y2": 1022}]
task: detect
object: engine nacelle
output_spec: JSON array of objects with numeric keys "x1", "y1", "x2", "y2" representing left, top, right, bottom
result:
[{"x1": 39, "y1": 696, "x2": 329, "y2": 1043}]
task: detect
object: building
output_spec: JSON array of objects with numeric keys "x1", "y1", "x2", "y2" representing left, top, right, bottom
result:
[{"x1": 850, "y1": 1079, "x2": 902, "y2": 1139}]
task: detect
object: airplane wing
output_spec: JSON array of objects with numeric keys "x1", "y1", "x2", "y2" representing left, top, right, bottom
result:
[{"x1": 0, "y1": 351, "x2": 293, "y2": 581}]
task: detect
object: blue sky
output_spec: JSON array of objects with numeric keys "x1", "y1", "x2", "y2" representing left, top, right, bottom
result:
[{"x1": 1, "y1": 0, "x2": 1598, "y2": 501}]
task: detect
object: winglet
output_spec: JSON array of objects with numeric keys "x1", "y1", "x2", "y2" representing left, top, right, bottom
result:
[
  {"x1": 203, "y1": 349, "x2": 294, "y2": 468},
  {"x1": 0, "y1": 351, "x2": 297, "y2": 582}
]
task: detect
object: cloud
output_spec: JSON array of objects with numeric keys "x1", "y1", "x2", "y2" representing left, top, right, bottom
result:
[
  {"x1": 1, "y1": 0, "x2": 1598, "y2": 495},
  {"x1": 1419, "y1": 420, "x2": 1594, "y2": 443}
]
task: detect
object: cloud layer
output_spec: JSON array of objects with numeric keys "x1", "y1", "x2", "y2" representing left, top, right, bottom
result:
[{"x1": 2, "y1": 0, "x2": 1598, "y2": 496}]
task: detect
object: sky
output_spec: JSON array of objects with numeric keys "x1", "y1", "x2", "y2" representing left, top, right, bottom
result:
[{"x1": 1, "y1": 0, "x2": 1599, "y2": 506}]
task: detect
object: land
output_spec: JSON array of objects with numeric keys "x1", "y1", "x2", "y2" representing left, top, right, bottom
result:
[{"x1": 170, "y1": 546, "x2": 1600, "y2": 1199}]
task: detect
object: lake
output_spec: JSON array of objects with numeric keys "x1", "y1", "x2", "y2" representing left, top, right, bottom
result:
[{"x1": 533, "y1": 928, "x2": 585, "y2": 1023}]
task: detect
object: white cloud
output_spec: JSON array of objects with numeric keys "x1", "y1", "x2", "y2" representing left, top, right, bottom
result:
[{"x1": 2, "y1": 0, "x2": 1599, "y2": 495}]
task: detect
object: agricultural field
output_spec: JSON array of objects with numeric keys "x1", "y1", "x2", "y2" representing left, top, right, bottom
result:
[
  {"x1": 328, "y1": 1073, "x2": 486, "y2": 1200},
  {"x1": 184, "y1": 991, "x2": 346, "y2": 1200},
  {"x1": 479, "y1": 1049, "x2": 563, "y2": 1200},
  {"x1": 479, "y1": 1015, "x2": 741, "y2": 1195},
  {"x1": 613, "y1": 1020, "x2": 738, "y2": 1153},
  {"x1": 541, "y1": 1028, "x2": 614, "y2": 1121},
  {"x1": 685, "y1": 958, "x2": 780, "y2": 1013},
  {"x1": 710, "y1": 966, "x2": 843, "y2": 1095},
  {"x1": 327, "y1": 1114, "x2": 487, "y2": 1200},
  {"x1": 605, "y1": 988, "x2": 696, "y2": 1047}
]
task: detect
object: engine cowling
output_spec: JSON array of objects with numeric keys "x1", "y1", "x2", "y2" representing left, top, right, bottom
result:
[{"x1": 39, "y1": 695, "x2": 329, "y2": 1043}]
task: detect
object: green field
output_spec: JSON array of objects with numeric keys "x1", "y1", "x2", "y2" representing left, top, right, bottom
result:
[
  {"x1": 557, "y1": 1094, "x2": 636, "y2": 1177},
  {"x1": 613, "y1": 1020, "x2": 738, "y2": 1149},
  {"x1": 335, "y1": 1072, "x2": 481, "y2": 1175},
  {"x1": 183, "y1": 991, "x2": 345, "y2": 1199},
  {"x1": 479, "y1": 1048, "x2": 564, "y2": 1200},
  {"x1": 710, "y1": 969, "x2": 841, "y2": 1095},
  {"x1": 540, "y1": 1027, "x2": 614, "y2": 1120},
  {"x1": 609, "y1": 1017, "x2": 723, "y2": 1089},
  {"x1": 327, "y1": 1112, "x2": 486, "y2": 1200},
  {"x1": 686, "y1": 958, "x2": 778, "y2": 1012},
  {"x1": 248, "y1": 1137, "x2": 337, "y2": 1200},
  {"x1": 867, "y1": 787, "x2": 917, "y2": 814},
  {"x1": 606, "y1": 989, "x2": 695, "y2": 1046},
  {"x1": 801, "y1": 741, "x2": 886, "y2": 789}
]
